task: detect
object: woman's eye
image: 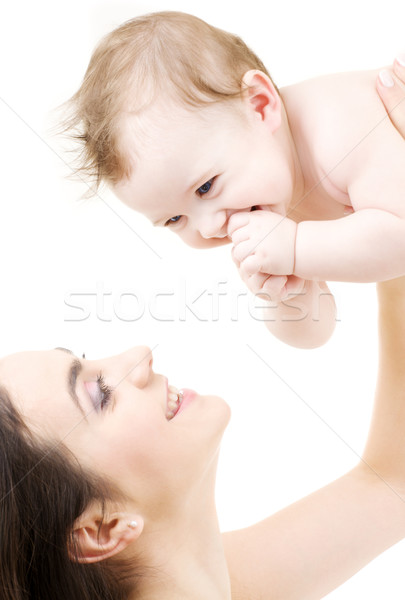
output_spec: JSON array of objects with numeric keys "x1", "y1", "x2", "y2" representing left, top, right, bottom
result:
[
  {"x1": 196, "y1": 177, "x2": 215, "y2": 196},
  {"x1": 85, "y1": 375, "x2": 113, "y2": 412},
  {"x1": 164, "y1": 215, "x2": 183, "y2": 227},
  {"x1": 96, "y1": 374, "x2": 113, "y2": 411}
]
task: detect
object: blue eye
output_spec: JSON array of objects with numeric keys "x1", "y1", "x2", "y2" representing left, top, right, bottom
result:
[
  {"x1": 165, "y1": 215, "x2": 182, "y2": 227},
  {"x1": 197, "y1": 178, "x2": 214, "y2": 196}
]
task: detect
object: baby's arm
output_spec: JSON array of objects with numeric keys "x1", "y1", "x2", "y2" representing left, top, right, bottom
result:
[
  {"x1": 230, "y1": 202, "x2": 405, "y2": 285},
  {"x1": 295, "y1": 208, "x2": 405, "y2": 282}
]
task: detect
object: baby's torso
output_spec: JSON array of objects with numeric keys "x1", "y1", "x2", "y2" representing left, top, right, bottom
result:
[
  {"x1": 280, "y1": 68, "x2": 391, "y2": 223},
  {"x1": 286, "y1": 171, "x2": 352, "y2": 223}
]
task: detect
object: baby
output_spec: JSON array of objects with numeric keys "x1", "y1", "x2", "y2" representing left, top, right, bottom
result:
[{"x1": 65, "y1": 11, "x2": 405, "y2": 348}]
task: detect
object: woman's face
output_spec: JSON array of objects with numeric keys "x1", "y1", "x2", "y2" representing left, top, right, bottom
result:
[{"x1": 0, "y1": 347, "x2": 230, "y2": 516}]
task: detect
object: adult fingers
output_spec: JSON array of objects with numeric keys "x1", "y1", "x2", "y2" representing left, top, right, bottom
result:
[
  {"x1": 376, "y1": 57, "x2": 405, "y2": 137},
  {"x1": 393, "y1": 55, "x2": 405, "y2": 80}
]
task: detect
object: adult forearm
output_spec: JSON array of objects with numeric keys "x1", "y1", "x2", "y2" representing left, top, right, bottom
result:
[
  {"x1": 225, "y1": 464, "x2": 405, "y2": 600},
  {"x1": 278, "y1": 465, "x2": 405, "y2": 600},
  {"x1": 362, "y1": 277, "x2": 405, "y2": 478},
  {"x1": 225, "y1": 278, "x2": 405, "y2": 599}
]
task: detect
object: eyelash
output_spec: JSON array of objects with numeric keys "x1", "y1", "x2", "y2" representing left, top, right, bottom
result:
[
  {"x1": 96, "y1": 373, "x2": 114, "y2": 411},
  {"x1": 164, "y1": 177, "x2": 216, "y2": 227},
  {"x1": 196, "y1": 177, "x2": 215, "y2": 197},
  {"x1": 164, "y1": 215, "x2": 182, "y2": 227}
]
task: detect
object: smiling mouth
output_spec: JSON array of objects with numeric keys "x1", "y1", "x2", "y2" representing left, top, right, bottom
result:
[{"x1": 166, "y1": 385, "x2": 184, "y2": 420}]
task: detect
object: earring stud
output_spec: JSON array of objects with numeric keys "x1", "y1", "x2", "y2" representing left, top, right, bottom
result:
[{"x1": 128, "y1": 520, "x2": 138, "y2": 529}]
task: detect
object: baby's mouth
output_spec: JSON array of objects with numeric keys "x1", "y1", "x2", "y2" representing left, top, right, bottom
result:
[
  {"x1": 166, "y1": 385, "x2": 184, "y2": 420},
  {"x1": 250, "y1": 205, "x2": 270, "y2": 212}
]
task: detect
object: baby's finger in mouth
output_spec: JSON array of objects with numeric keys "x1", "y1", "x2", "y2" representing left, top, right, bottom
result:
[{"x1": 227, "y1": 211, "x2": 251, "y2": 236}]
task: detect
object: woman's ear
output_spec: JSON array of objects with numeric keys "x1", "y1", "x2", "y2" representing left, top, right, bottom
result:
[
  {"x1": 68, "y1": 505, "x2": 144, "y2": 564},
  {"x1": 241, "y1": 69, "x2": 282, "y2": 131}
]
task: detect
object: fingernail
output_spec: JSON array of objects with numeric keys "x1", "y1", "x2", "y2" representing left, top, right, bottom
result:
[
  {"x1": 378, "y1": 69, "x2": 394, "y2": 88},
  {"x1": 395, "y1": 53, "x2": 405, "y2": 67}
]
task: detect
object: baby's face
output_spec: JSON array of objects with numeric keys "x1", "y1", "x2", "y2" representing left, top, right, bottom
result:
[{"x1": 114, "y1": 100, "x2": 295, "y2": 249}]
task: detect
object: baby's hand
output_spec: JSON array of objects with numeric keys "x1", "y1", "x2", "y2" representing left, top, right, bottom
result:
[
  {"x1": 232, "y1": 261, "x2": 289, "y2": 302},
  {"x1": 228, "y1": 210, "x2": 297, "y2": 278},
  {"x1": 234, "y1": 266, "x2": 306, "y2": 302}
]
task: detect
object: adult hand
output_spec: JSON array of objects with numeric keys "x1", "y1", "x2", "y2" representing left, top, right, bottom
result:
[{"x1": 377, "y1": 55, "x2": 405, "y2": 135}]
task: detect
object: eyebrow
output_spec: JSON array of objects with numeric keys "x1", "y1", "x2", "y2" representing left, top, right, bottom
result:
[
  {"x1": 54, "y1": 348, "x2": 88, "y2": 420},
  {"x1": 55, "y1": 347, "x2": 73, "y2": 355},
  {"x1": 67, "y1": 358, "x2": 88, "y2": 421}
]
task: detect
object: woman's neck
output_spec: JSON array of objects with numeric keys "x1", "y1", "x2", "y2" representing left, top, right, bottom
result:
[{"x1": 129, "y1": 492, "x2": 231, "y2": 599}]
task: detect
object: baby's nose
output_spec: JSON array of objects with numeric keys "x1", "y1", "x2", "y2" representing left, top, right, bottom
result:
[{"x1": 198, "y1": 211, "x2": 227, "y2": 239}]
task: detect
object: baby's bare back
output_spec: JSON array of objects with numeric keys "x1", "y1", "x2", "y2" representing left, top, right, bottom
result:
[{"x1": 281, "y1": 68, "x2": 405, "y2": 221}]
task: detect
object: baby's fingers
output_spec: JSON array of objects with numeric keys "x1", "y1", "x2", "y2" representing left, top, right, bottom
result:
[
  {"x1": 233, "y1": 239, "x2": 255, "y2": 264},
  {"x1": 240, "y1": 254, "x2": 262, "y2": 277},
  {"x1": 243, "y1": 271, "x2": 270, "y2": 294},
  {"x1": 231, "y1": 226, "x2": 250, "y2": 246},
  {"x1": 227, "y1": 211, "x2": 251, "y2": 237},
  {"x1": 284, "y1": 275, "x2": 307, "y2": 298},
  {"x1": 231, "y1": 246, "x2": 240, "y2": 268},
  {"x1": 259, "y1": 275, "x2": 288, "y2": 302}
]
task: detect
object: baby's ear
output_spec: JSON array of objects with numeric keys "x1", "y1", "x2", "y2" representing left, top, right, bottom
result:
[
  {"x1": 241, "y1": 70, "x2": 282, "y2": 131},
  {"x1": 68, "y1": 504, "x2": 144, "y2": 564}
]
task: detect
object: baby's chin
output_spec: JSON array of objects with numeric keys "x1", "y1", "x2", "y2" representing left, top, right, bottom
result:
[{"x1": 184, "y1": 236, "x2": 231, "y2": 250}]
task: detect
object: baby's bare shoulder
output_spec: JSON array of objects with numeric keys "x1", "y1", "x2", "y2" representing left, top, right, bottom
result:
[
  {"x1": 282, "y1": 69, "x2": 400, "y2": 189},
  {"x1": 282, "y1": 69, "x2": 385, "y2": 138}
]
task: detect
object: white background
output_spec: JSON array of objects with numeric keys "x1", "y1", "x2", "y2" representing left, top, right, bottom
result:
[{"x1": 1, "y1": 0, "x2": 405, "y2": 597}]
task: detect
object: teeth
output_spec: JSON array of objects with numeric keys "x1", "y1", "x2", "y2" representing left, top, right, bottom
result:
[{"x1": 166, "y1": 385, "x2": 183, "y2": 420}]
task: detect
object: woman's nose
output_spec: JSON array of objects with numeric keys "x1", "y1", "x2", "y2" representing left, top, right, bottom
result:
[{"x1": 119, "y1": 346, "x2": 154, "y2": 389}]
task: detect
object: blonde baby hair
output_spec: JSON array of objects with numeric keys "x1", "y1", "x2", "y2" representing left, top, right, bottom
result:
[{"x1": 63, "y1": 11, "x2": 275, "y2": 191}]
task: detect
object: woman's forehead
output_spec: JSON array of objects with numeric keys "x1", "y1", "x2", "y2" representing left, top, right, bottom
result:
[
  {"x1": 0, "y1": 349, "x2": 87, "y2": 441},
  {"x1": 0, "y1": 349, "x2": 64, "y2": 378},
  {"x1": 0, "y1": 350, "x2": 68, "y2": 411}
]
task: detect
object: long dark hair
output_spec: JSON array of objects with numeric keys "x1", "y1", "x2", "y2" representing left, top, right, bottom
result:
[{"x1": 0, "y1": 386, "x2": 137, "y2": 599}]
